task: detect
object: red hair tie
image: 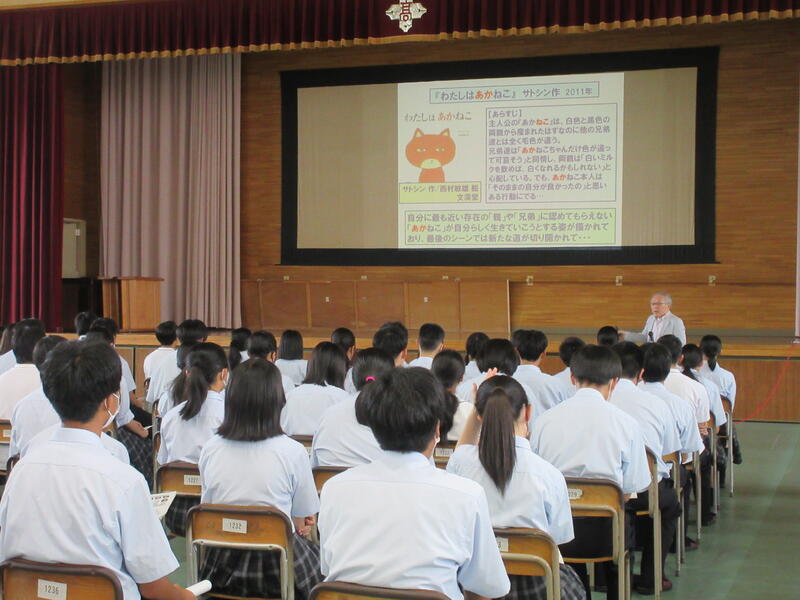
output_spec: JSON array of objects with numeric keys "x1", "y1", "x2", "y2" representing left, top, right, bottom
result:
[{"x1": 365, "y1": 376, "x2": 376, "y2": 382}]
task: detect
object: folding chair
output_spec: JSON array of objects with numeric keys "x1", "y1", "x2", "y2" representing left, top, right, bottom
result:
[
  {"x1": 313, "y1": 466, "x2": 347, "y2": 494},
  {"x1": 708, "y1": 413, "x2": 720, "y2": 512},
  {"x1": 152, "y1": 430, "x2": 162, "y2": 487},
  {"x1": 0, "y1": 419, "x2": 12, "y2": 478},
  {"x1": 633, "y1": 448, "x2": 662, "y2": 599},
  {"x1": 186, "y1": 504, "x2": 296, "y2": 600},
  {"x1": 689, "y1": 451, "x2": 702, "y2": 541},
  {"x1": 0, "y1": 557, "x2": 123, "y2": 599},
  {"x1": 562, "y1": 477, "x2": 630, "y2": 600},
  {"x1": 155, "y1": 460, "x2": 202, "y2": 536},
  {"x1": 433, "y1": 440, "x2": 456, "y2": 469},
  {"x1": 494, "y1": 527, "x2": 561, "y2": 600},
  {"x1": 310, "y1": 581, "x2": 450, "y2": 600},
  {"x1": 291, "y1": 435, "x2": 313, "y2": 459},
  {"x1": 719, "y1": 396, "x2": 735, "y2": 497},
  {"x1": 661, "y1": 452, "x2": 682, "y2": 575}
]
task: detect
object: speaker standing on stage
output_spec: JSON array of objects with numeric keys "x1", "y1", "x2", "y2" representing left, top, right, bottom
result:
[{"x1": 621, "y1": 292, "x2": 686, "y2": 344}]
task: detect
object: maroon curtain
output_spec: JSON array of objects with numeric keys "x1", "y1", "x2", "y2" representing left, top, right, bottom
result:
[
  {"x1": 0, "y1": 64, "x2": 64, "y2": 329},
  {"x1": 0, "y1": 0, "x2": 798, "y2": 66}
]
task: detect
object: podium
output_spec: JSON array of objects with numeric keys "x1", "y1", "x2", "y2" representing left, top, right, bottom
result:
[{"x1": 100, "y1": 277, "x2": 163, "y2": 332}]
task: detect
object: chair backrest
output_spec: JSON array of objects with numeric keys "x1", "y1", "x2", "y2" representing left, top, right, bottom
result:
[
  {"x1": 563, "y1": 477, "x2": 625, "y2": 563},
  {"x1": 433, "y1": 440, "x2": 456, "y2": 468},
  {"x1": 0, "y1": 420, "x2": 11, "y2": 445},
  {"x1": 155, "y1": 461, "x2": 202, "y2": 496},
  {"x1": 720, "y1": 395, "x2": 733, "y2": 415},
  {"x1": 637, "y1": 447, "x2": 659, "y2": 516},
  {"x1": 661, "y1": 451, "x2": 680, "y2": 489},
  {"x1": 313, "y1": 466, "x2": 347, "y2": 494},
  {"x1": 291, "y1": 435, "x2": 313, "y2": 458},
  {"x1": 1, "y1": 558, "x2": 123, "y2": 600},
  {"x1": 310, "y1": 581, "x2": 451, "y2": 600},
  {"x1": 494, "y1": 527, "x2": 560, "y2": 600}
]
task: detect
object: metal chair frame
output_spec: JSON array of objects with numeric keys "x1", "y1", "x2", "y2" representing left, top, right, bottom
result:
[
  {"x1": 0, "y1": 557, "x2": 124, "y2": 600},
  {"x1": 494, "y1": 527, "x2": 561, "y2": 600}
]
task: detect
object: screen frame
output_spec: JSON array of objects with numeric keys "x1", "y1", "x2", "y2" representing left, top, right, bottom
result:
[{"x1": 281, "y1": 47, "x2": 718, "y2": 266}]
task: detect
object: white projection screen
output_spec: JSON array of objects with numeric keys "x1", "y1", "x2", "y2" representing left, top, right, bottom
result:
[{"x1": 281, "y1": 48, "x2": 718, "y2": 266}]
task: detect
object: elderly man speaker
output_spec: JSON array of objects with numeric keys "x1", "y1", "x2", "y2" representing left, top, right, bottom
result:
[{"x1": 622, "y1": 292, "x2": 686, "y2": 344}]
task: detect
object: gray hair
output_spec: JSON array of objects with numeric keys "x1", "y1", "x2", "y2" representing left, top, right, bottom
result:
[{"x1": 651, "y1": 291, "x2": 672, "y2": 305}]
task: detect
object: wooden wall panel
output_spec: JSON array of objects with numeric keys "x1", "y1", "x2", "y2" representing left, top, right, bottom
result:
[
  {"x1": 241, "y1": 280, "x2": 263, "y2": 329},
  {"x1": 356, "y1": 281, "x2": 406, "y2": 331},
  {"x1": 259, "y1": 282, "x2": 309, "y2": 330},
  {"x1": 723, "y1": 357, "x2": 800, "y2": 423},
  {"x1": 309, "y1": 282, "x2": 356, "y2": 330},
  {"x1": 460, "y1": 281, "x2": 510, "y2": 337},
  {"x1": 407, "y1": 282, "x2": 460, "y2": 331}
]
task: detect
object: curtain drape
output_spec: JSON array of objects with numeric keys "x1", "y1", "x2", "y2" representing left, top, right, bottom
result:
[
  {"x1": 0, "y1": 64, "x2": 64, "y2": 329},
  {"x1": 1, "y1": 0, "x2": 798, "y2": 66},
  {"x1": 101, "y1": 54, "x2": 241, "y2": 328}
]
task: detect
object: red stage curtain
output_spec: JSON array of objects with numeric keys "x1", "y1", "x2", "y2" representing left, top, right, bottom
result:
[
  {"x1": 0, "y1": 0, "x2": 798, "y2": 66},
  {"x1": 0, "y1": 65, "x2": 64, "y2": 329}
]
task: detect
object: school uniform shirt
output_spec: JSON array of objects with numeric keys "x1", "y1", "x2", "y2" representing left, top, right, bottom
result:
[
  {"x1": 407, "y1": 356, "x2": 434, "y2": 369},
  {"x1": 318, "y1": 451, "x2": 510, "y2": 600},
  {"x1": 447, "y1": 401, "x2": 474, "y2": 442},
  {"x1": 609, "y1": 379, "x2": 682, "y2": 481},
  {"x1": 699, "y1": 362, "x2": 737, "y2": 408},
  {"x1": 639, "y1": 381, "x2": 704, "y2": 456},
  {"x1": 157, "y1": 390, "x2": 225, "y2": 464},
  {"x1": 281, "y1": 383, "x2": 351, "y2": 436},
  {"x1": 665, "y1": 368, "x2": 711, "y2": 424},
  {"x1": 513, "y1": 364, "x2": 568, "y2": 416},
  {"x1": 0, "y1": 427, "x2": 177, "y2": 599},
  {"x1": 311, "y1": 394, "x2": 384, "y2": 468},
  {"x1": 275, "y1": 359, "x2": 308, "y2": 387},
  {"x1": 115, "y1": 376, "x2": 135, "y2": 429},
  {"x1": 344, "y1": 367, "x2": 357, "y2": 394},
  {"x1": 142, "y1": 347, "x2": 176, "y2": 381},
  {"x1": 464, "y1": 360, "x2": 481, "y2": 381},
  {"x1": 0, "y1": 350, "x2": 16, "y2": 377},
  {"x1": 447, "y1": 436, "x2": 574, "y2": 544},
  {"x1": 27, "y1": 423, "x2": 130, "y2": 464},
  {"x1": 239, "y1": 350, "x2": 249, "y2": 363},
  {"x1": 530, "y1": 387, "x2": 651, "y2": 495},
  {"x1": 694, "y1": 371, "x2": 727, "y2": 428},
  {"x1": 553, "y1": 366, "x2": 576, "y2": 396},
  {"x1": 0, "y1": 363, "x2": 42, "y2": 419},
  {"x1": 10, "y1": 387, "x2": 60, "y2": 457},
  {"x1": 200, "y1": 434, "x2": 319, "y2": 520},
  {"x1": 145, "y1": 353, "x2": 181, "y2": 407},
  {"x1": 120, "y1": 354, "x2": 136, "y2": 393}
]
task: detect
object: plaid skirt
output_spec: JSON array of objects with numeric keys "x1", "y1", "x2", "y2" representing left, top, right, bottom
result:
[
  {"x1": 116, "y1": 428, "x2": 153, "y2": 489},
  {"x1": 164, "y1": 496, "x2": 200, "y2": 538},
  {"x1": 505, "y1": 564, "x2": 586, "y2": 600},
  {"x1": 199, "y1": 532, "x2": 322, "y2": 600}
]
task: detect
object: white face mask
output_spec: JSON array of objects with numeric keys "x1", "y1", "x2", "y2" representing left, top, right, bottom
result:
[{"x1": 103, "y1": 392, "x2": 120, "y2": 430}]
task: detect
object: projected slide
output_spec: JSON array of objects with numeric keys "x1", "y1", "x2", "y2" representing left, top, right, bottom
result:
[{"x1": 397, "y1": 73, "x2": 624, "y2": 249}]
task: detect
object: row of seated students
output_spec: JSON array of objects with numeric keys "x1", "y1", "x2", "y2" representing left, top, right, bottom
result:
[{"x1": 0, "y1": 317, "x2": 739, "y2": 600}]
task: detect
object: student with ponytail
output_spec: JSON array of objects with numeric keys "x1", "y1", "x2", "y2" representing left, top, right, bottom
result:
[
  {"x1": 699, "y1": 335, "x2": 742, "y2": 466},
  {"x1": 447, "y1": 375, "x2": 585, "y2": 600},
  {"x1": 431, "y1": 349, "x2": 471, "y2": 441},
  {"x1": 228, "y1": 327, "x2": 252, "y2": 370}
]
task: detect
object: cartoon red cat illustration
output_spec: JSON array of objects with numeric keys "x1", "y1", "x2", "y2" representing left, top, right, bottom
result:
[{"x1": 405, "y1": 128, "x2": 456, "y2": 183}]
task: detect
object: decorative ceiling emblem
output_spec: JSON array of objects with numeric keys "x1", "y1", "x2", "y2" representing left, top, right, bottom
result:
[{"x1": 386, "y1": 1, "x2": 427, "y2": 33}]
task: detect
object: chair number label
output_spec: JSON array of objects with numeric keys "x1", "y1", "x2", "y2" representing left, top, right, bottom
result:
[
  {"x1": 37, "y1": 579, "x2": 67, "y2": 600},
  {"x1": 567, "y1": 488, "x2": 583, "y2": 500},
  {"x1": 222, "y1": 518, "x2": 248, "y2": 534},
  {"x1": 496, "y1": 537, "x2": 509, "y2": 552},
  {"x1": 3, "y1": 429, "x2": 11, "y2": 438},
  {"x1": 306, "y1": 446, "x2": 312, "y2": 457},
  {"x1": 434, "y1": 447, "x2": 453, "y2": 457},
  {"x1": 184, "y1": 474, "x2": 201, "y2": 486}
]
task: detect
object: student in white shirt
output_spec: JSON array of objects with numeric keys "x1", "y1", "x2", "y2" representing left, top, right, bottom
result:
[
  {"x1": 227, "y1": 327, "x2": 252, "y2": 371},
  {"x1": 464, "y1": 331, "x2": 489, "y2": 381},
  {"x1": 700, "y1": 334, "x2": 742, "y2": 465},
  {"x1": 73, "y1": 310, "x2": 97, "y2": 337},
  {"x1": 158, "y1": 342, "x2": 228, "y2": 536},
  {"x1": 282, "y1": 342, "x2": 349, "y2": 435},
  {"x1": 334, "y1": 327, "x2": 358, "y2": 393},
  {"x1": 318, "y1": 367, "x2": 510, "y2": 600},
  {"x1": 456, "y1": 339, "x2": 537, "y2": 411},
  {"x1": 431, "y1": 349, "x2": 473, "y2": 441},
  {"x1": 659, "y1": 335, "x2": 711, "y2": 427},
  {"x1": 199, "y1": 358, "x2": 322, "y2": 599},
  {"x1": 681, "y1": 344, "x2": 726, "y2": 430},
  {"x1": 311, "y1": 348, "x2": 393, "y2": 468},
  {"x1": 147, "y1": 319, "x2": 208, "y2": 408},
  {"x1": 155, "y1": 342, "x2": 197, "y2": 418},
  {"x1": 143, "y1": 320, "x2": 178, "y2": 382},
  {"x1": 512, "y1": 329, "x2": 568, "y2": 418},
  {"x1": 408, "y1": 322, "x2": 445, "y2": 369},
  {"x1": 448, "y1": 375, "x2": 585, "y2": 600},
  {"x1": 0, "y1": 322, "x2": 16, "y2": 377},
  {"x1": 248, "y1": 330, "x2": 294, "y2": 394},
  {"x1": 553, "y1": 337, "x2": 585, "y2": 397},
  {"x1": 0, "y1": 340, "x2": 193, "y2": 600},
  {"x1": 596, "y1": 326, "x2": 620, "y2": 347},
  {"x1": 0, "y1": 318, "x2": 46, "y2": 419},
  {"x1": 373, "y1": 321, "x2": 409, "y2": 367},
  {"x1": 530, "y1": 345, "x2": 650, "y2": 600},
  {"x1": 93, "y1": 317, "x2": 139, "y2": 401},
  {"x1": 275, "y1": 329, "x2": 308, "y2": 387},
  {"x1": 610, "y1": 343, "x2": 682, "y2": 594}
]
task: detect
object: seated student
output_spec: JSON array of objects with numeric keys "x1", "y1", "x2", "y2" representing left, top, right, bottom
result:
[
  {"x1": 143, "y1": 320, "x2": 178, "y2": 383},
  {"x1": 74, "y1": 310, "x2": 98, "y2": 338},
  {"x1": 344, "y1": 322, "x2": 410, "y2": 394},
  {"x1": 146, "y1": 318, "x2": 208, "y2": 407},
  {"x1": 0, "y1": 340, "x2": 193, "y2": 600},
  {"x1": 158, "y1": 342, "x2": 228, "y2": 536},
  {"x1": 682, "y1": 344, "x2": 726, "y2": 432},
  {"x1": 276, "y1": 330, "x2": 308, "y2": 387},
  {"x1": 596, "y1": 326, "x2": 620, "y2": 347},
  {"x1": 553, "y1": 337, "x2": 585, "y2": 396},
  {"x1": 93, "y1": 317, "x2": 139, "y2": 408},
  {"x1": 431, "y1": 349, "x2": 473, "y2": 441},
  {"x1": 282, "y1": 342, "x2": 349, "y2": 436},
  {"x1": 199, "y1": 358, "x2": 322, "y2": 599},
  {"x1": 0, "y1": 318, "x2": 46, "y2": 418},
  {"x1": 318, "y1": 367, "x2": 510, "y2": 600},
  {"x1": 464, "y1": 331, "x2": 489, "y2": 381},
  {"x1": 609, "y1": 343, "x2": 682, "y2": 594},
  {"x1": 447, "y1": 375, "x2": 585, "y2": 600},
  {"x1": 156, "y1": 342, "x2": 196, "y2": 417},
  {"x1": 408, "y1": 323, "x2": 445, "y2": 369},
  {"x1": 659, "y1": 335, "x2": 711, "y2": 431},
  {"x1": 512, "y1": 329, "x2": 568, "y2": 416},
  {"x1": 0, "y1": 322, "x2": 16, "y2": 376},
  {"x1": 248, "y1": 330, "x2": 294, "y2": 394},
  {"x1": 331, "y1": 327, "x2": 357, "y2": 367},
  {"x1": 228, "y1": 327, "x2": 252, "y2": 371},
  {"x1": 10, "y1": 335, "x2": 67, "y2": 456},
  {"x1": 312, "y1": 348, "x2": 394, "y2": 468},
  {"x1": 530, "y1": 345, "x2": 650, "y2": 600},
  {"x1": 699, "y1": 334, "x2": 742, "y2": 465}
]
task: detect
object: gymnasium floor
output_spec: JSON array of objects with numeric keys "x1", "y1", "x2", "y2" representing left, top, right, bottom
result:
[{"x1": 168, "y1": 422, "x2": 800, "y2": 599}]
